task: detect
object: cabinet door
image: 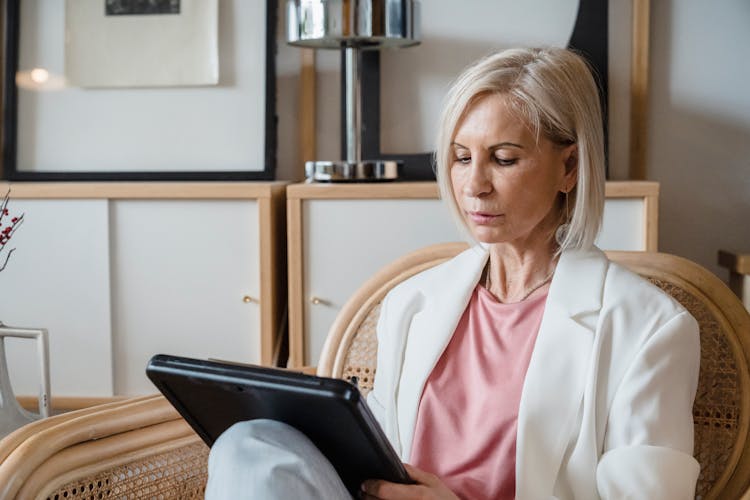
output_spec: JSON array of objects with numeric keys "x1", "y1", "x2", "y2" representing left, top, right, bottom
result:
[
  {"x1": 598, "y1": 198, "x2": 646, "y2": 251},
  {"x1": 0, "y1": 199, "x2": 113, "y2": 397},
  {"x1": 111, "y1": 200, "x2": 261, "y2": 395},
  {"x1": 303, "y1": 199, "x2": 460, "y2": 364}
]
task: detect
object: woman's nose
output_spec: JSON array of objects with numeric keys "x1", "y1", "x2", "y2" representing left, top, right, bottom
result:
[{"x1": 464, "y1": 160, "x2": 492, "y2": 197}]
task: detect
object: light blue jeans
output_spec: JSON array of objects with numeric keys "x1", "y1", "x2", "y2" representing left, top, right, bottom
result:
[{"x1": 205, "y1": 419, "x2": 353, "y2": 499}]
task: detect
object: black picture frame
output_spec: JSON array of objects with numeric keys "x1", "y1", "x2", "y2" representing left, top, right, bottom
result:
[
  {"x1": 347, "y1": 0, "x2": 608, "y2": 181},
  {"x1": 0, "y1": 0, "x2": 277, "y2": 181}
]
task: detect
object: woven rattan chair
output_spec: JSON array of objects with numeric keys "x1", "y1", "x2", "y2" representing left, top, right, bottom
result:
[
  {"x1": 0, "y1": 395, "x2": 208, "y2": 499},
  {"x1": 317, "y1": 242, "x2": 750, "y2": 500}
]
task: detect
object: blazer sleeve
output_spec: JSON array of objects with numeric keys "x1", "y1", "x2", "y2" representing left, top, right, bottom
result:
[{"x1": 596, "y1": 310, "x2": 701, "y2": 499}]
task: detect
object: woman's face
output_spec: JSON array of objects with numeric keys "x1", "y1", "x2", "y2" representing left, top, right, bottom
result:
[{"x1": 450, "y1": 93, "x2": 577, "y2": 247}]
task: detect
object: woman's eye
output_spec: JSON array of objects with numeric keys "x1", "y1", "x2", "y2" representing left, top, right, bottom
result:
[
  {"x1": 494, "y1": 157, "x2": 517, "y2": 166},
  {"x1": 454, "y1": 156, "x2": 471, "y2": 164}
]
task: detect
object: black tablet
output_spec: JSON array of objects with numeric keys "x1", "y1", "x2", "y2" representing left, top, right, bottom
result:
[{"x1": 146, "y1": 354, "x2": 410, "y2": 495}]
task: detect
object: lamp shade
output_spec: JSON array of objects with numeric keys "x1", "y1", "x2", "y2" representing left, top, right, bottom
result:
[{"x1": 287, "y1": 0, "x2": 421, "y2": 49}]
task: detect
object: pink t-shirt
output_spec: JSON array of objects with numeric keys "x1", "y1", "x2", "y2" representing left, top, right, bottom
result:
[{"x1": 409, "y1": 284, "x2": 548, "y2": 500}]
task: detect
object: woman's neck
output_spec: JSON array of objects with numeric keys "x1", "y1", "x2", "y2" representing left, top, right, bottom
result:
[{"x1": 483, "y1": 240, "x2": 558, "y2": 303}]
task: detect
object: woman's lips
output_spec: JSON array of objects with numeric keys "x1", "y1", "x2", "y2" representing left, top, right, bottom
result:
[{"x1": 466, "y1": 211, "x2": 502, "y2": 224}]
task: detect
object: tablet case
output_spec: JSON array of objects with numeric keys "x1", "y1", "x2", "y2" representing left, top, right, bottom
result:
[{"x1": 146, "y1": 354, "x2": 410, "y2": 495}]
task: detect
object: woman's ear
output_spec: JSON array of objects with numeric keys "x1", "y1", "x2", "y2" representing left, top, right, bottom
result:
[
  {"x1": 564, "y1": 144, "x2": 578, "y2": 173},
  {"x1": 562, "y1": 144, "x2": 578, "y2": 191}
]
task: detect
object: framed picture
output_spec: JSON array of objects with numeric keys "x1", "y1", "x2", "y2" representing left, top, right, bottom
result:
[
  {"x1": 0, "y1": 0, "x2": 277, "y2": 181},
  {"x1": 66, "y1": 0, "x2": 219, "y2": 88},
  {"x1": 348, "y1": 0, "x2": 649, "y2": 181}
]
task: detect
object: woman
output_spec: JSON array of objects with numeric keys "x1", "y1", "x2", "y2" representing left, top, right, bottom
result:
[{"x1": 207, "y1": 47, "x2": 700, "y2": 499}]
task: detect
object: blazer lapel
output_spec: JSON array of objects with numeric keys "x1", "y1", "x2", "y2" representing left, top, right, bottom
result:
[
  {"x1": 396, "y1": 245, "x2": 488, "y2": 461},
  {"x1": 515, "y1": 248, "x2": 608, "y2": 498}
]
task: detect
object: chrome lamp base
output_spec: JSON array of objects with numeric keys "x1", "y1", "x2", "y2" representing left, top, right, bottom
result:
[{"x1": 305, "y1": 160, "x2": 402, "y2": 182}]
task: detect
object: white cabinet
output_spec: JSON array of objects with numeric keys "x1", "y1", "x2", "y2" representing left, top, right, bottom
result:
[
  {"x1": 0, "y1": 199, "x2": 113, "y2": 397},
  {"x1": 287, "y1": 181, "x2": 659, "y2": 368},
  {"x1": 0, "y1": 182, "x2": 286, "y2": 398}
]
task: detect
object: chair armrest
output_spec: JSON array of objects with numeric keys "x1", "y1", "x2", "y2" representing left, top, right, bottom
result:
[{"x1": 0, "y1": 394, "x2": 208, "y2": 499}]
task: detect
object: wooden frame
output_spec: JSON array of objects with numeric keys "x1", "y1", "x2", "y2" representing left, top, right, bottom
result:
[
  {"x1": 299, "y1": 49, "x2": 317, "y2": 168},
  {"x1": 17, "y1": 395, "x2": 126, "y2": 413},
  {"x1": 0, "y1": 0, "x2": 278, "y2": 181},
  {"x1": 630, "y1": 0, "x2": 651, "y2": 180},
  {"x1": 0, "y1": 181, "x2": 288, "y2": 367},
  {"x1": 286, "y1": 180, "x2": 659, "y2": 367}
]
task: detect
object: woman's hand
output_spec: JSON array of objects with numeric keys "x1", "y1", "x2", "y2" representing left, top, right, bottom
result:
[{"x1": 360, "y1": 464, "x2": 459, "y2": 500}]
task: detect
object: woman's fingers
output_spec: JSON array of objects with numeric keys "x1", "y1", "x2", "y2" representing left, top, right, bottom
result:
[
  {"x1": 403, "y1": 463, "x2": 439, "y2": 485},
  {"x1": 360, "y1": 464, "x2": 457, "y2": 500},
  {"x1": 361, "y1": 479, "x2": 423, "y2": 499}
]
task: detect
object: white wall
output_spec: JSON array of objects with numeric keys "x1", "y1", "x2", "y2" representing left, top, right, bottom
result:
[
  {"x1": 646, "y1": 0, "x2": 750, "y2": 278},
  {"x1": 275, "y1": 0, "x2": 750, "y2": 279}
]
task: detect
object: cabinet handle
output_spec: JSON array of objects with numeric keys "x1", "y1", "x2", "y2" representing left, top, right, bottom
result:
[
  {"x1": 309, "y1": 296, "x2": 331, "y2": 306},
  {"x1": 242, "y1": 295, "x2": 259, "y2": 304}
]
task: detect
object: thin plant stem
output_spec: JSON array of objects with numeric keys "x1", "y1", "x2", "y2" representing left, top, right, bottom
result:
[{"x1": 0, "y1": 248, "x2": 15, "y2": 272}]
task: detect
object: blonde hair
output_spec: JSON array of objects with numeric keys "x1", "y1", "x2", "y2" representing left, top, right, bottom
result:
[{"x1": 435, "y1": 47, "x2": 605, "y2": 251}]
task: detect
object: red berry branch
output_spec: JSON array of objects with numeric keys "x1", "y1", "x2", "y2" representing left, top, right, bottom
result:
[{"x1": 0, "y1": 189, "x2": 24, "y2": 272}]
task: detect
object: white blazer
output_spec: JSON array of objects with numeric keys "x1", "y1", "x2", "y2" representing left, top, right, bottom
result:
[{"x1": 367, "y1": 245, "x2": 701, "y2": 499}]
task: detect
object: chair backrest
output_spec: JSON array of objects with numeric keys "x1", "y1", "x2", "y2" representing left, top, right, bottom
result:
[{"x1": 317, "y1": 243, "x2": 750, "y2": 500}]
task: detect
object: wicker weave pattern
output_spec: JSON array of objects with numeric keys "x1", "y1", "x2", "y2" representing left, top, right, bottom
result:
[
  {"x1": 45, "y1": 442, "x2": 209, "y2": 500},
  {"x1": 342, "y1": 304, "x2": 381, "y2": 397},
  {"x1": 648, "y1": 278, "x2": 740, "y2": 500}
]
